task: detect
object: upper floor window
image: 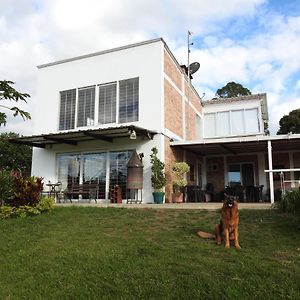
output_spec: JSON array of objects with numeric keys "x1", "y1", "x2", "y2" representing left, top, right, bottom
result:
[
  {"x1": 204, "y1": 108, "x2": 260, "y2": 138},
  {"x1": 98, "y1": 82, "x2": 116, "y2": 124},
  {"x1": 119, "y1": 77, "x2": 139, "y2": 123},
  {"x1": 58, "y1": 77, "x2": 139, "y2": 131},
  {"x1": 59, "y1": 89, "x2": 76, "y2": 130},
  {"x1": 77, "y1": 86, "x2": 95, "y2": 127}
]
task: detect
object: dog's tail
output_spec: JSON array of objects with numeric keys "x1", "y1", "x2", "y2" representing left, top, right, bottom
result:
[{"x1": 196, "y1": 230, "x2": 215, "y2": 239}]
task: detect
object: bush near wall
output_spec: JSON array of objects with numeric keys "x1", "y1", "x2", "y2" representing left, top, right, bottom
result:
[
  {"x1": 276, "y1": 190, "x2": 300, "y2": 214},
  {"x1": 0, "y1": 196, "x2": 55, "y2": 219},
  {"x1": 0, "y1": 171, "x2": 54, "y2": 219}
]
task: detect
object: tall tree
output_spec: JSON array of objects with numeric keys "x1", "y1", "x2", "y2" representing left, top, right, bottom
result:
[
  {"x1": 277, "y1": 109, "x2": 300, "y2": 135},
  {"x1": 0, "y1": 80, "x2": 31, "y2": 126},
  {"x1": 216, "y1": 81, "x2": 251, "y2": 98},
  {"x1": 0, "y1": 132, "x2": 32, "y2": 175}
]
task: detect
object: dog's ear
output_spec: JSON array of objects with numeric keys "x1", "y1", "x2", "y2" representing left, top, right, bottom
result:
[{"x1": 224, "y1": 192, "x2": 229, "y2": 198}]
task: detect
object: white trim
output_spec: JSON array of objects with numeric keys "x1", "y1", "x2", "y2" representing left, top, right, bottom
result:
[{"x1": 267, "y1": 140, "x2": 274, "y2": 204}]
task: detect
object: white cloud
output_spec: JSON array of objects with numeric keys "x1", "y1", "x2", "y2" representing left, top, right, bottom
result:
[{"x1": 0, "y1": 0, "x2": 299, "y2": 136}]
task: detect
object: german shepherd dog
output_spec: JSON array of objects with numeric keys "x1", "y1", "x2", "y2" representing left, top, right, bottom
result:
[{"x1": 197, "y1": 194, "x2": 241, "y2": 250}]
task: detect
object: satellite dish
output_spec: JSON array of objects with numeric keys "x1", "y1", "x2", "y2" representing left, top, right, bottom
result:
[{"x1": 189, "y1": 62, "x2": 200, "y2": 75}]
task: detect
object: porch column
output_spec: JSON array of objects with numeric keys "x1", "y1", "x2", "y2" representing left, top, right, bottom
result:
[
  {"x1": 267, "y1": 140, "x2": 274, "y2": 204},
  {"x1": 289, "y1": 152, "x2": 295, "y2": 188}
]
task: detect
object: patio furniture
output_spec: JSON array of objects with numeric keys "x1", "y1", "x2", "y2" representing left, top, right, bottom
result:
[{"x1": 64, "y1": 183, "x2": 98, "y2": 203}]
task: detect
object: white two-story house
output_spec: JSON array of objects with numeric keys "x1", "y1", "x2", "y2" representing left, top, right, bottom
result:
[{"x1": 13, "y1": 38, "x2": 300, "y2": 203}]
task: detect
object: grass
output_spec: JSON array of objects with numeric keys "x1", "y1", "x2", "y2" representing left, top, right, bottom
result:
[{"x1": 0, "y1": 207, "x2": 299, "y2": 299}]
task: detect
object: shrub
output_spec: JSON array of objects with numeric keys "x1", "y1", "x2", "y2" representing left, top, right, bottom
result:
[
  {"x1": 0, "y1": 197, "x2": 55, "y2": 219},
  {"x1": 150, "y1": 147, "x2": 166, "y2": 192},
  {"x1": 0, "y1": 170, "x2": 14, "y2": 205},
  {"x1": 276, "y1": 190, "x2": 300, "y2": 214},
  {"x1": 172, "y1": 162, "x2": 190, "y2": 194},
  {"x1": 36, "y1": 196, "x2": 55, "y2": 213},
  {"x1": 8, "y1": 173, "x2": 44, "y2": 207}
]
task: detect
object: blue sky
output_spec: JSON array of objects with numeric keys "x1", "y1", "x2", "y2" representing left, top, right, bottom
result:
[{"x1": 0, "y1": 0, "x2": 300, "y2": 135}]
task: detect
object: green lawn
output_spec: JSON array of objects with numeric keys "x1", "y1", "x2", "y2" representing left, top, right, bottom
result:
[{"x1": 0, "y1": 207, "x2": 299, "y2": 299}]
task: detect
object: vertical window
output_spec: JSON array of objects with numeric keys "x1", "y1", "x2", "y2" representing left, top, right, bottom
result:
[
  {"x1": 109, "y1": 150, "x2": 133, "y2": 198},
  {"x1": 59, "y1": 89, "x2": 76, "y2": 130},
  {"x1": 231, "y1": 110, "x2": 244, "y2": 135},
  {"x1": 217, "y1": 111, "x2": 230, "y2": 136},
  {"x1": 245, "y1": 108, "x2": 259, "y2": 133},
  {"x1": 77, "y1": 86, "x2": 95, "y2": 127},
  {"x1": 204, "y1": 113, "x2": 216, "y2": 138},
  {"x1": 195, "y1": 115, "x2": 202, "y2": 140},
  {"x1": 98, "y1": 83, "x2": 116, "y2": 124},
  {"x1": 119, "y1": 77, "x2": 139, "y2": 123},
  {"x1": 83, "y1": 153, "x2": 107, "y2": 199},
  {"x1": 57, "y1": 154, "x2": 80, "y2": 189}
]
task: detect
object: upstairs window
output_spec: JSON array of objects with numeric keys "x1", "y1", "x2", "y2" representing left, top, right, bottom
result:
[
  {"x1": 119, "y1": 77, "x2": 139, "y2": 123},
  {"x1": 98, "y1": 82, "x2": 116, "y2": 124},
  {"x1": 77, "y1": 86, "x2": 95, "y2": 127},
  {"x1": 204, "y1": 108, "x2": 260, "y2": 138},
  {"x1": 59, "y1": 89, "x2": 76, "y2": 130}
]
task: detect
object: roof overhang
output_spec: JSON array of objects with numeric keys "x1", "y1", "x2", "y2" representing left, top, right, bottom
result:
[
  {"x1": 171, "y1": 134, "x2": 300, "y2": 156},
  {"x1": 10, "y1": 126, "x2": 156, "y2": 148}
]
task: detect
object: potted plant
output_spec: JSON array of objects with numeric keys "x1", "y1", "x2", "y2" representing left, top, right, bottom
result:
[
  {"x1": 150, "y1": 147, "x2": 166, "y2": 204},
  {"x1": 172, "y1": 162, "x2": 190, "y2": 203}
]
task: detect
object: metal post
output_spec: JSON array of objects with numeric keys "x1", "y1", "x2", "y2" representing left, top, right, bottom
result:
[{"x1": 267, "y1": 140, "x2": 274, "y2": 204}]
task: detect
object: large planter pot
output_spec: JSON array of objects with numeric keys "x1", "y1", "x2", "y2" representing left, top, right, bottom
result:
[
  {"x1": 172, "y1": 192, "x2": 183, "y2": 203},
  {"x1": 153, "y1": 192, "x2": 165, "y2": 204}
]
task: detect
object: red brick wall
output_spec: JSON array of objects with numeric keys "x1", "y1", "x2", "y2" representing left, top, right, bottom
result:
[
  {"x1": 164, "y1": 137, "x2": 183, "y2": 203},
  {"x1": 164, "y1": 79, "x2": 183, "y2": 138},
  {"x1": 164, "y1": 51, "x2": 182, "y2": 90}
]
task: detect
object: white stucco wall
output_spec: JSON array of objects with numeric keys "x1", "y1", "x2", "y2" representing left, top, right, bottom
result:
[
  {"x1": 34, "y1": 40, "x2": 164, "y2": 135},
  {"x1": 32, "y1": 40, "x2": 166, "y2": 203}
]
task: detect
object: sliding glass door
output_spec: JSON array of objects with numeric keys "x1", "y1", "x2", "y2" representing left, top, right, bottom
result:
[{"x1": 57, "y1": 150, "x2": 133, "y2": 201}]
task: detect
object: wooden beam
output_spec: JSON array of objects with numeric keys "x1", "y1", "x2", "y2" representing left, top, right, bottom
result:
[
  {"x1": 220, "y1": 144, "x2": 236, "y2": 154},
  {"x1": 10, "y1": 140, "x2": 45, "y2": 148},
  {"x1": 44, "y1": 137, "x2": 77, "y2": 145},
  {"x1": 83, "y1": 132, "x2": 113, "y2": 143}
]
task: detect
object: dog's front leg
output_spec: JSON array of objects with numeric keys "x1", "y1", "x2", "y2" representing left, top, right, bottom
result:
[
  {"x1": 224, "y1": 228, "x2": 230, "y2": 249},
  {"x1": 234, "y1": 226, "x2": 241, "y2": 250}
]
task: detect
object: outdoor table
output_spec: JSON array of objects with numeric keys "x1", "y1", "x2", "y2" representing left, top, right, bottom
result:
[{"x1": 46, "y1": 182, "x2": 62, "y2": 202}]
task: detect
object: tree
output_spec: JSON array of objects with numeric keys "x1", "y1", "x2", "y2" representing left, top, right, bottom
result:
[
  {"x1": 0, "y1": 80, "x2": 31, "y2": 126},
  {"x1": 277, "y1": 109, "x2": 300, "y2": 135},
  {"x1": 216, "y1": 81, "x2": 251, "y2": 98},
  {"x1": 0, "y1": 132, "x2": 32, "y2": 175}
]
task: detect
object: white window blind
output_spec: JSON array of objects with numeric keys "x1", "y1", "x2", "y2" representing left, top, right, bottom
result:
[
  {"x1": 231, "y1": 110, "x2": 244, "y2": 135},
  {"x1": 204, "y1": 113, "x2": 216, "y2": 137},
  {"x1": 195, "y1": 115, "x2": 202, "y2": 140},
  {"x1": 98, "y1": 83, "x2": 116, "y2": 124},
  {"x1": 245, "y1": 108, "x2": 259, "y2": 133},
  {"x1": 119, "y1": 77, "x2": 139, "y2": 123},
  {"x1": 59, "y1": 89, "x2": 76, "y2": 130},
  {"x1": 77, "y1": 86, "x2": 95, "y2": 127},
  {"x1": 217, "y1": 111, "x2": 230, "y2": 136}
]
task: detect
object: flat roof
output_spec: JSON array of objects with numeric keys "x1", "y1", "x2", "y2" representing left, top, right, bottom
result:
[
  {"x1": 10, "y1": 126, "x2": 156, "y2": 148},
  {"x1": 171, "y1": 134, "x2": 300, "y2": 156}
]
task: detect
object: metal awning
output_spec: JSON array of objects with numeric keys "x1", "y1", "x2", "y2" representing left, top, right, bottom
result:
[
  {"x1": 171, "y1": 134, "x2": 300, "y2": 156},
  {"x1": 10, "y1": 125, "x2": 157, "y2": 148}
]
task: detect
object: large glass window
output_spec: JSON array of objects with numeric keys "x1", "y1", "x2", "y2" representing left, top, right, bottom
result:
[
  {"x1": 57, "y1": 154, "x2": 80, "y2": 189},
  {"x1": 77, "y1": 86, "x2": 95, "y2": 127},
  {"x1": 109, "y1": 150, "x2": 133, "y2": 198},
  {"x1": 204, "y1": 108, "x2": 260, "y2": 138},
  {"x1": 83, "y1": 153, "x2": 107, "y2": 199},
  {"x1": 57, "y1": 150, "x2": 133, "y2": 201},
  {"x1": 99, "y1": 83, "x2": 116, "y2": 124},
  {"x1": 59, "y1": 89, "x2": 76, "y2": 130},
  {"x1": 119, "y1": 78, "x2": 139, "y2": 123},
  {"x1": 228, "y1": 163, "x2": 254, "y2": 187}
]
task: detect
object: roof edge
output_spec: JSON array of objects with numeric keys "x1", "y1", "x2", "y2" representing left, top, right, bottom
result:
[{"x1": 37, "y1": 38, "x2": 164, "y2": 69}]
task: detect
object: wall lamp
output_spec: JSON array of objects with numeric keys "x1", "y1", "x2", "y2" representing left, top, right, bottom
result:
[{"x1": 129, "y1": 129, "x2": 137, "y2": 140}]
